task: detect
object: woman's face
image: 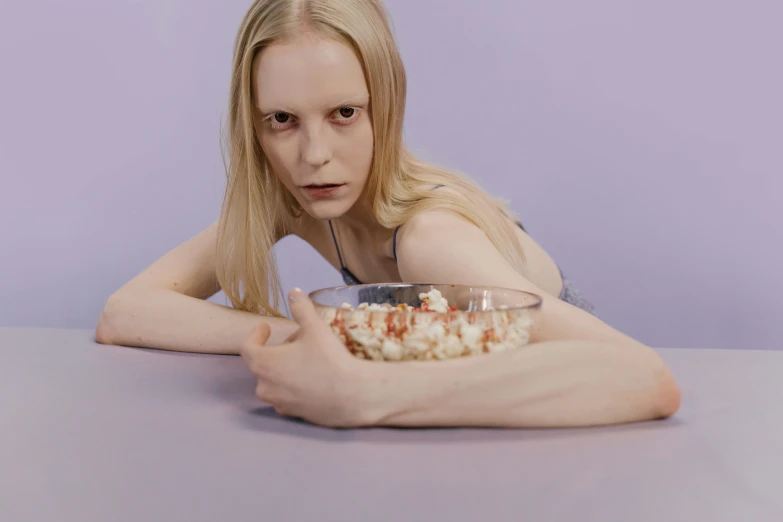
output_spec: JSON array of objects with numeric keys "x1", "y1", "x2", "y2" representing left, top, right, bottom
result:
[{"x1": 253, "y1": 33, "x2": 374, "y2": 220}]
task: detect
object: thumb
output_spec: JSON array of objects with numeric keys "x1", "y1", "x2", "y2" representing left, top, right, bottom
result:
[{"x1": 288, "y1": 288, "x2": 321, "y2": 329}]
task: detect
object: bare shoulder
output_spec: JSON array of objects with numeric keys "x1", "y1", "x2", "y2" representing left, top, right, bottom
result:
[
  {"x1": 399, "y1": 209, "x2": 480, "y2": 244},
  {"x1": 398, "y1": 207, "x2": 469, "y2": 238},
  {"x1": 395, "y1": 209, "x2": 504, "y2": 283}
]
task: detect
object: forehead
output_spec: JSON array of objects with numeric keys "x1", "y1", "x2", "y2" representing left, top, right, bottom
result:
[{"x1": 253, "y1": 33, "x2": 368, "y2": 112}]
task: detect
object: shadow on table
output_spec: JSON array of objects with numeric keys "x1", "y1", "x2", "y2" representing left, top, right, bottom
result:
[
  {"x1": 211, "y1": 368, "x2": 686, "y2": 444},
  {"x1": 239, "y1": 407, "x2": 686, "y2": 445}
]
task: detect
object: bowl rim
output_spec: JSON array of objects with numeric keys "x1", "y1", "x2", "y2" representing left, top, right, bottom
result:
[{"x1": 308, "y1": 282, "x2": 544, "y2": 314}]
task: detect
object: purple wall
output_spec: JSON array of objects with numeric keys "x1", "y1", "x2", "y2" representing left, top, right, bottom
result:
[{"x1": 1, "y1": 0, "x2": 780, "y2": 349}]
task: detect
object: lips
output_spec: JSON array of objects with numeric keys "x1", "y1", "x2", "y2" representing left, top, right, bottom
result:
[
  {"x1": 304, "y1": 183, "x2": 342, "y2": 189},
  {"x1": 302, "y1": 183, "x2": 345, "y2": 199}
]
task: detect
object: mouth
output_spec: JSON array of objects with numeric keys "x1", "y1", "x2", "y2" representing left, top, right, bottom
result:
[{"x1": 301, "y1": 183, "x2": 345, "y2": 198}]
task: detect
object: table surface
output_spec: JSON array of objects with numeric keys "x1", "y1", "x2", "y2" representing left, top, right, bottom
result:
[{"x1": 2, "y1": 327, "x2": 782, "y2": 522}]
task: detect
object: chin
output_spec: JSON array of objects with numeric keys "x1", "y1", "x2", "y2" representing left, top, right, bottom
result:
[{"x1": 300, "y1": 199, "x2": 353, "y2": 221}]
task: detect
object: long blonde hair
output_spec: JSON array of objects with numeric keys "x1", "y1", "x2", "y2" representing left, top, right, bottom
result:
[{"x1": 217, "y1": 0, "x2": 526, "y2": 316}]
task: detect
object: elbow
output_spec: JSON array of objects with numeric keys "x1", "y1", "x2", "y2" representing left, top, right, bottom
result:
[
  {"x1": 653, "y1": 370, "x2": 681, "y2": 419},
  {"x1": 616, "y1": 345, "x2": 682, "y2": 423},
  {"x1": 95, "y1": 292, "x2": 123, "y2": 345},
  {"x1": 636, "y1": 347, "x2": 681, "y2": 420},
  {"x1": 95, "y1": 319, "x2": 114, "y2": 345},
  {"x1": 622, "y1": 344, "x2": 682, "y2": 421}
]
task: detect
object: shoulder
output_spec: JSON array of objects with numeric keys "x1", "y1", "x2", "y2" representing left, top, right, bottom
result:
[
  {"x1": 396, "y1": 184, "x2": 489, "y2": 240},
  {"x1": 398, "y1": 208, "x2": 471, "y2": 240},
  {"x1": 395, "y1": 209, "x2": 517, "y2": 285}
]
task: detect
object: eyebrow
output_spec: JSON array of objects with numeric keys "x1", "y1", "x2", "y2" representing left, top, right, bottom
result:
[{"x1": 257, "y1": 95, "x2": 370, "y2": 115}]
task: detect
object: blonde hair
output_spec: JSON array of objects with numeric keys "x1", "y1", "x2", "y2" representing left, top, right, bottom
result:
[{"x1": 217, "y1": 0, "x2": 526, "y2": 316}]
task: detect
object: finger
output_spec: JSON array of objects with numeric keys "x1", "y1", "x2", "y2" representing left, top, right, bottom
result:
[
  {"x1": 284, "y1": 327, "x2": 303, "y2": 343},
  {"x1": 288, "y1": 288, "x2": 323, "y2": 329},
  {"x1": 255, "y1": 379, "x2": 281, "y2": 407},
  {"x1": 240, "y1": 324, "x2": 271, "y2": 365},
  {"x1": 247, "y1": 336, "x2": 302, "y2": 374},
  {"x1": 254, "y1": 380, "x2": 294, "y2": 417},
  {"x1": 273, "y1": 404, "x2": 292, "y2": 418},
  {"x1": 251, "y1": 323, "x2": 272, "y2": 345}
]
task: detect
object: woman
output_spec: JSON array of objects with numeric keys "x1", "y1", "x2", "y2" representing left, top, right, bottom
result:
[{"x1": 96, "y1": 0, "x2": 680, "y2": 428}]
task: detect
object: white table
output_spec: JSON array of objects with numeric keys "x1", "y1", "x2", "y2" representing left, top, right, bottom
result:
[{"x1": 2, "y1": 327, "x2": 782, "y2": 521}]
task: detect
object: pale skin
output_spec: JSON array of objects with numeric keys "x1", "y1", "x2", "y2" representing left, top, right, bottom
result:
[{"x1": 97, "y1": 32, "x2": 681, "y2": 428}]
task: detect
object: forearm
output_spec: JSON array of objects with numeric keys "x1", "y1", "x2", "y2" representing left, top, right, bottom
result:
[
  {"x1": 367, "y1": 341, "x2": 680, "y2": 428},
  {"x1": 96, "y1": 288, "x2": 297, "y2": 354}
]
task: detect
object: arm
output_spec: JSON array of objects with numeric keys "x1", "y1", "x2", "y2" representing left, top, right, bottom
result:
[
  {"x1": 96, "y1": 222, "x2": 297, "y2": 355},
  {"x1": 366, "y1": 210, "x2": 681, "y2": 427},
  {"x1": 367, "y1": 340, "x2": 678, "y2": 428},
  {"x1": 240, "y1": 289, "x2": 677, "y2": 429}
]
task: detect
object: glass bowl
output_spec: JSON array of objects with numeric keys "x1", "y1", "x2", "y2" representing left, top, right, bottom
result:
[{"x1": 309, "y1": 283, "x2": 542, "y2": 362}]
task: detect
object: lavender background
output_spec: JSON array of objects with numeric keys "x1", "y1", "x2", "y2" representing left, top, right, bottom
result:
[{"x1": 0, "y1": 0, "x2": 780, "y2": 349}]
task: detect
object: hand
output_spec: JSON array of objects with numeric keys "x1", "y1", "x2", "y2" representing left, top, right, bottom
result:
[{"x1": 240, "y1": 288, "x2": 377, "y2": 428}]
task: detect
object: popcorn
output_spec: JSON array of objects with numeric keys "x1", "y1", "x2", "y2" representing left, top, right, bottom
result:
[
  {"x1": 319, "y1": 289, "x2": 534, "y2": 361},
  {"x1": 381, "y1": 339, "x2": 403, "y2": 361},
  {"x1": 419, "y1": 288, "x2": 449, "y2": 313}
]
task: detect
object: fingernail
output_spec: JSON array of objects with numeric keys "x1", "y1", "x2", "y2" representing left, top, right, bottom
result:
[{"x1": 290, "y1": 288, "x2": 305, "y2": 302}]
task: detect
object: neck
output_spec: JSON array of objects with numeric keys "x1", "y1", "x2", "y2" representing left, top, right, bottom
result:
[{"x1": 334, "y1": 192, "x2": 377, "y2": 231}]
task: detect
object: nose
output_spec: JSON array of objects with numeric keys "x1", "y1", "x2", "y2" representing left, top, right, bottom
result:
[{"x1": 301, "y1": 124, "x2": 332, "y2": 168}]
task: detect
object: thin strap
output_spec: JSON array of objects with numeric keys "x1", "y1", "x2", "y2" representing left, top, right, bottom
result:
[
  {"x1": 327, "y1": 220, "x2": 346, "y2": 269},
  {"x1": 392, "y1": 226, "x2": 401, "y2": 261}
]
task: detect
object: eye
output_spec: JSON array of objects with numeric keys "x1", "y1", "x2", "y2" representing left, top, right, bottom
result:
[
  {"x1": 338, "y1": 107, "x2": 355, "y2": 119},
  {"x1": 332, "y1": 107, "x2": 360, "y2": 125},
  {"x1": 265, "y1": 111, "x2": 296, "y2": 131}
]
